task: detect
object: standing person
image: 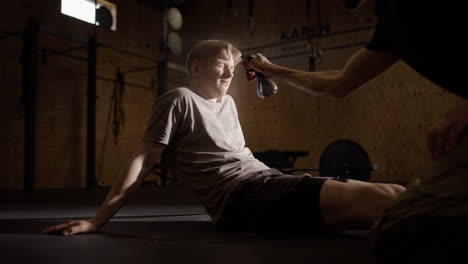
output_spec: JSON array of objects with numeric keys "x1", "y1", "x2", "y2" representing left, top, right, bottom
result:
[{"x1": 242, "y1": 0, "x2": 468, "y2": 261}]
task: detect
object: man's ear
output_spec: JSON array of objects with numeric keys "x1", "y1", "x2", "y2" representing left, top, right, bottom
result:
[{"x1": 191, "y1": 60, "x2": 201, "y2": 78}]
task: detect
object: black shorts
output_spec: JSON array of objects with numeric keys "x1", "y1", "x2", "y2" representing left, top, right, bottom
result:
[{"x1": 217, "y1": 168, "x2": 331, "y2": 234}]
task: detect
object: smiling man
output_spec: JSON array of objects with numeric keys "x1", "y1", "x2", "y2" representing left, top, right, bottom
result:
[{"x1": 41, "y1": 40, "x2": 404, "y2": 236}]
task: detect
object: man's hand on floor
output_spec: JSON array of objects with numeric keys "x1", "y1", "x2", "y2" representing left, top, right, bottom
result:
[
  {"x1": 40, "y1": 218, "x2": 100, "y2": 236},
  {"x1": 428, "y1": 101, "x2": 468, "y2": 160}
]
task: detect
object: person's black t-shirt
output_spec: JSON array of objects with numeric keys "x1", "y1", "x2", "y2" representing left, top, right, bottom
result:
[{"x1": 366, "y1": 0, "x2": 467, "y2": 98}]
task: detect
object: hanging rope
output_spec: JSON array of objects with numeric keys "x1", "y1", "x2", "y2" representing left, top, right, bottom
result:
[
  {"x1": 306, "y1": 0, "x2": 315, "y2": 71},
  {"x1": 111, "y1": 68, "x2": 125, "y2": 145},
  {"x1": 306, "y1": 0, "x2": 322, "y2": 71},
  {"x1": 246, "y1": 0, "x2": 256, "y2": 36}
]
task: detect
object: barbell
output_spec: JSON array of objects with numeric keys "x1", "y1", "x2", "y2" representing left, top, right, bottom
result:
[{"x1": 253, "y1": 138, "x2": 378, "y2": 182}]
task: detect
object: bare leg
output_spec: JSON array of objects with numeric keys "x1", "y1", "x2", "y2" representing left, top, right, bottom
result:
[{"x1": 319, "y1": 179, "x2": 406, "y2": 231}]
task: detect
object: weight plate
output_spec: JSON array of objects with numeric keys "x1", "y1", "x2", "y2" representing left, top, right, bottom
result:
[{"x1": 319, "y1": 139, "x2": 372, "y2": 181}]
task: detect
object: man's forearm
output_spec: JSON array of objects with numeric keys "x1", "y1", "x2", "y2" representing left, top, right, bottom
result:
[
  {"x1": 247, "y1": 48, "x2": 399, "y2": 99},
  {"x1": 263, "y1": 63, "x2": 343, "y2": 98},
  {"x1": 91, "y1": 153, "x2": 154, "y2": 228}
]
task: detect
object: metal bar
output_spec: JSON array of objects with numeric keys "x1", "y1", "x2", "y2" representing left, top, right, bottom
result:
[
  {"x1": 121, "y1": 65, "x2": 158, "y2": 74},
  {"x1": 0, "y1": 31, "x2": 20, "y2": 40},
  {"x1": 0, "y1": 34, "x2": 10, "y2": 40},
  {"x1": 306, "y1": 0, "x2": 315, "y2": 71},
  {"x1": 99, "y1": 43, "x2": 159, "y2": 63},
  {"x1": 156, "y1": 60, "x2": 168, "y2": 95},
  {"x1": 240, "y1": 25, "x2": 375, "y2": 52},
  {"x1": 321, "y1": 41, "x2": 368, "y2": 52},
  {"x1": 43, "y1": 45, "x2": 88, "y2": 58},
  {"x1": 157, "y1": 3, "x2": 169, "y2": 96},
  {"x1": 96, "y1": 75, "x2": 153, "y2": 90},
  {"x1": 268, "y1": 41, "x2": 368, "y2": 61},
  {"x1": 168, "y1": 62, "x2": 186, "y2": 73},
  {"x1": 154, "y1": 3, "x2": 170, "y2": 186},
  {"x1": 21, "y1": 20, "x2": 39, "y2": 192},
  {"x1": 0, "y1": 29, "x2": 20, "y2": 36},
  {"x1": 157, "y1": 61, "x2": 168, "y2": 97},
  {"x1": 123, "y1": 61, "x2": 190, "y2": 74},
  {"x1": 86, "y1": 35, "x2": 97, "y2": 189},
  {"x1": 268, "y1": 51, "x2": 310, "y2": 61},
  {"x1": 39, "y1": 24, "x2": 88, "y2": 44},
  {"x1": 37, "y1": 25, "x2": 160, "y2": 64},
  {"x1": 316, "y1": 0, "x2": 322, "y2": 31},
  {"x1": 39, "y1": 48, "x2": 88, "y2": 62}
]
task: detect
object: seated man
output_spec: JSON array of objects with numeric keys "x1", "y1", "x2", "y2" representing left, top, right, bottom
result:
[{"x1": 41, "y1": 40, "x2": 405, "y2": 236}]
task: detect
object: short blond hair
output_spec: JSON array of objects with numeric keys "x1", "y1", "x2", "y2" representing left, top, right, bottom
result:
[{"x1": 186, "y1": 39, "x2": 240, "y2": 80}]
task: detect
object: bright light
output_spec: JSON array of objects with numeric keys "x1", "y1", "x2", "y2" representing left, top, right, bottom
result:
[{"x1": 61, "y1": 0, "x2": 96, "y2": 24}]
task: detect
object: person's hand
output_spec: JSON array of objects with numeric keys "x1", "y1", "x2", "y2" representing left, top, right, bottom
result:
[
  {"x1": 40, "y1": 218, "x2": 101, "y2": 236},
  {"x1": 242, "y1": 53, "x2": 274, "y2": 80},
  {"x1": 427, "y1": 102, "x2": 468, "y2": 160}
]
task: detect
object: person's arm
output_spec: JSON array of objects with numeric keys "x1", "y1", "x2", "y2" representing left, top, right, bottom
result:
[
  {"x1": 244, "y1": 48, "x2": 399, "y2": 98},
  {"x1": 427, "y1": 100, "x2": 468, "y2": 160},
  {"x1": 40, "y1": 141, "x2": 166, "y2": 236}
]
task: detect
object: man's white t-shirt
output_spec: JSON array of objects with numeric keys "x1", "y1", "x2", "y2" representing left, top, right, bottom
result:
[{"x1": 143, "y1": 87, "x2": 269, "y2": 222}]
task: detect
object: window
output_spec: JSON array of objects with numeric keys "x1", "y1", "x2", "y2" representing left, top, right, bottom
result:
[{"x1": 61, "y1": 0, "x2": 117, "y2": 31}]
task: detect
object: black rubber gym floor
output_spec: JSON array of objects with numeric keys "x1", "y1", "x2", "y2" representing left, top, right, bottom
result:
[{"x1": 0, "y1": 185, "x2": 377, "y2": 264}]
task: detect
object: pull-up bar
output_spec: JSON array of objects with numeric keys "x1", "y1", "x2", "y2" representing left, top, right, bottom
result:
[{"x1": 12, "y1": 20, "x2": 189, "y2": 191}]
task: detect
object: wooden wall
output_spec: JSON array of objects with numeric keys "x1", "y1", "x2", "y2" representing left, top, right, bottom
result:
[
  {"x1": 178, "y1": 0, "x2": 466, "y2": 183},
  {"x1": 1, "y1": 0, "x2": 465, "y2": 189}
]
